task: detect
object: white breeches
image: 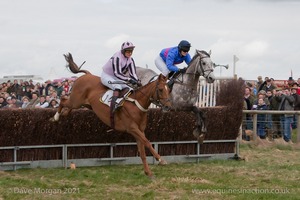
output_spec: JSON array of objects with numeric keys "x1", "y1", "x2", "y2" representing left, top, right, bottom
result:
[
  {"x1": 101, "y1": 71, "x2": 128, "y2": 90},
  {"x1": 155, "y1": 55, "x2": 170, "y2": 77}
]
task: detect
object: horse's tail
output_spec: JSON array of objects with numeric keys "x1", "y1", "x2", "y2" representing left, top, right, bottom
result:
[{"x1": 64, "y1": 53, "x2": 91, "y2": 75}]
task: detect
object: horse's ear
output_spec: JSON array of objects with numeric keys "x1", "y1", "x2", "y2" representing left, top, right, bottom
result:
[
  {"x1": 196, "y1": 49, "x2": 202, "y2": 55},
  {"x1": 159, "y1": 73, "x2": 167, "y2": 81},
  {"x1": 209, "y1": 50, "x2": 212, "y2": 55}
]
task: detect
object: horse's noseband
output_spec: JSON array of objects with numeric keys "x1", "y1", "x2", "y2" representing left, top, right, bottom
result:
[
  {"x1": 195, "y1": 55, "x2": 214, "y2": 78},
  {"x1": 150, "y1": 81, "x2": 170, "y2": 108}
]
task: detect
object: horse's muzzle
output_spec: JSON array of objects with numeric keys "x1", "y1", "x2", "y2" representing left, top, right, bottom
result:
[
  {"x1": 162, "y1": 105, "x2": 171, "y2": 112},
  {"x1": 206, "y1": 74, "x2": 215, "y2": 83}
]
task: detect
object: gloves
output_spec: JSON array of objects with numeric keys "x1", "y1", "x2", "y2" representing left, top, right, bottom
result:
[
  {"x1": 178, "y1": 67, "x2": 187, "y2": 74},
  {"x1": 129, "y1": 79, "x2": 138, "y2": 85}
]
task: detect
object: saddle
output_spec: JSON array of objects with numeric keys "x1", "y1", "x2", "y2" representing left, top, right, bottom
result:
[{"x1": 99, "y1": 88, "x2": 132, "y2": 108}]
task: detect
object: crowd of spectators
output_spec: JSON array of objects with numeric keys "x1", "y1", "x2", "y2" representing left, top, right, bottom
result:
[
  {"x1": 243, "y1": 76, "x2": 300, "y2": 143},
  {"x1": 0, "y1": 78, "x2": 75, "y2": 109}
]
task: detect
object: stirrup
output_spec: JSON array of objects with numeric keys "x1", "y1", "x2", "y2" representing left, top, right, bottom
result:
[
  {"x1": 110, "y1": 101, "x2": 118, "y2": 113},
  {"x1": 112, "y1": 103, "x2": 119, "y2": 113}
]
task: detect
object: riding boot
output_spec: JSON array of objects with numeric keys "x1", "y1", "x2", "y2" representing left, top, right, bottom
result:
[
  {"x1": 110, "y1": 89, "x2": 120, "y2": 129},
  {"x1": 167, "y1": 78, "x2": 175, "y2": 91},
  {"x1": 167, "y1": 70, "x2": 181, "y2": 91},
  {"x1": 110, "y1": 89, "x2": 120, "y2": 113}
]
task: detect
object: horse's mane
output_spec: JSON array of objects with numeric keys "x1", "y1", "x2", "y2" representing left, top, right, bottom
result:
[
  {"x1": 190, "y1": 50, "x2": 210, "y2": 64},
  {"x1": 187, "y1": 50, "x2": 210, "y2": 70},
  {"x1": 134, "y1": 74, "x2": 167, "y2": 97},
  {"x1": 64, "y1": 53, "x2": 91, "y2": 75},
  {"x1": 135, "y1": 75, "x2": 156, "y2": 93},
  {"x1": 199, "y1": 50, "x2": 210, "y2": 57}
]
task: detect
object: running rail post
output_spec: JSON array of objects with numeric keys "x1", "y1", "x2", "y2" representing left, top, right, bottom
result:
[
  {"x1": 252, "y1": 114, "x2": 257, "y2": 141},
  {"x1": 297, "y1": 113, "x2": 300, "y2": 143}
]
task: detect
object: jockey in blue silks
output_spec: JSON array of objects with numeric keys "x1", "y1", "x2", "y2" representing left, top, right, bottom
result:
[{"x1": 155, "y1": 40, "x2": 192, "y2": 89}]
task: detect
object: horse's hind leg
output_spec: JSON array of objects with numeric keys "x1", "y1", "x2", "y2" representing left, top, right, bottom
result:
[
  {"x1": 192, "y1": 106, "x2": 207, "y2": 144},
  {"x1": 50, "y1": 96, "x2": 72, "y2": 122}
]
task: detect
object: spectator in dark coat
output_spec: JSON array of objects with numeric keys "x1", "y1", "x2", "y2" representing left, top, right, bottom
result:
[
  {"x1": 276, "y1": 88, "x2": 295, "y2": 143},
  {"x1": 252, "y1": 98, "x2": 268, "y2": 139},
  {"x1": 291, "y1": 86, "x2": 300, "y2": 129},
  {"x1": 261, "y1": 78, "x2": 277, "y2": 93},
  {"x1": 269, "y1": 89, "x2": 282, "y2": 138},
  {"x1": 0, "y1": 96, "x2": 8, "y2": 108}
]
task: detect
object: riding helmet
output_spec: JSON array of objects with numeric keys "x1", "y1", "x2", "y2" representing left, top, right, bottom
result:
[
  {"x1": 178, "y1": 40, "x2": 191, "y2": 52},
  {"x1": 121, "y1": 41, "x2": 135, "y2": 54}
]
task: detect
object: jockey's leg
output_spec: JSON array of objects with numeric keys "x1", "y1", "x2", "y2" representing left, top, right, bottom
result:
[
  {"x1": 111, "y1": 89, "x2": 120, "y2": 113},
  {"x1": 167, "y1": 79, "x2": 175, "y2": 91},
  {"x1": 168, "y1": 71, "x2": 175, "y2": 78},
  {"x1": 109, "y1": 89, "x2": 120, "y2": 129},
  {"x1": 154, "y1": 55, "x2": 169, "y2": 77},
  {"x1": 167, "y1": 71, "x2": 180, "y2": 91}
]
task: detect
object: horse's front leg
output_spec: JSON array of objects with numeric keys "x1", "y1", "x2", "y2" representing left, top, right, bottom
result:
[
  {"x1": 137, "y1": 132, "x2": 167, "y2": 166},
  {"x1": 130, "y1": 129, "x2": 167, "y2": 177},
  {"x1": 192, "y1": 106, "x2": 207, "y2": 144},
  {"x1": 136, "y1": 140, "x2": 153, "y2": 178}
]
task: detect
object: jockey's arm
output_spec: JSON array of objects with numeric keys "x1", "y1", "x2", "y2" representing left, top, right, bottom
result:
[
  {"x1": 185, "y1": 53, "x2": 192, "y2": 65},
  {"x1": 166, "y1": 51, "x2": 179, "y2": 72},
  {"x1": 128, "y1": 58, "x2": 139, "y2": 81},
  {"x1": 112, "y1": 57, "x2": 131, "y2": 81}
]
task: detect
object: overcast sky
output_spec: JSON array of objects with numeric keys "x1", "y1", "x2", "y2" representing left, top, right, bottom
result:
[{"x1": 1, "y1": 0, "x2": 300, "y2": 81}]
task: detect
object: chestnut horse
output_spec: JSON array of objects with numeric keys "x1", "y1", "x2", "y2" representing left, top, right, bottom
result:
[{"x1": 51, "y1": 53, "x2": 171, "y2": 178}]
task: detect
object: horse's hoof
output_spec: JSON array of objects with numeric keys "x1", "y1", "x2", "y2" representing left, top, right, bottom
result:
[
  {"x1": 193, "y1": 128, "x2": 200, "y2": 138},
  {"x1": 158, "y1": 159, "x2": 167, "y2": 165},
  {"x1": 197, "y1": 134, "x2": 205, "y2": 144},
  {"x1": 148, "y1": 175, "x2": 156, "y2": 180},
  {"x1": 49, "y1": 118, "x2": 56, "y2": 122}
]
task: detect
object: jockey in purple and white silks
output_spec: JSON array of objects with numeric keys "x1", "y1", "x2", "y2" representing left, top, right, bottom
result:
[
  {"x1": 155, "y1": 40, "x2": 192, "y2": 78},
  {"x1": 101, "y1": 41, "x2": 140, "y2": 113}
]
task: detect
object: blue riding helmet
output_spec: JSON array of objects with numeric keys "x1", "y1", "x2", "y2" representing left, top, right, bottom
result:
[{"x1": 178, "y1": 40, "x2": 191, "y2": 52}]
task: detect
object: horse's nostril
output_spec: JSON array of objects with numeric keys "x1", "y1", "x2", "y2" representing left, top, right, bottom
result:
[
  {"x1": 208, "y1": 77, "x2": 215, "y2": 83},
  {"x1": 162, "y1": 106, "x2": 171, "y2": 112}
]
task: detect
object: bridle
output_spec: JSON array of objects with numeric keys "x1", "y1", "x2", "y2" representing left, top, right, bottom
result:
[
  {"x1": 174, "y1": 52, "x2": 214, "y2": 84},
  {"x1": 129, "y1": 78, "x2": 170, "y2": 112},
  {"x1": 150, "y1": 79, "x2": 170, "y2": 108},
  {"x1": 188, "y1": 52, "x2": 214, "y2": 79}
]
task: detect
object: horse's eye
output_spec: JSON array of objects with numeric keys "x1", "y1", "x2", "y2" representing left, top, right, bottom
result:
[{"x1": 202, "y1": 62, "x2": 206, "y2": 65}]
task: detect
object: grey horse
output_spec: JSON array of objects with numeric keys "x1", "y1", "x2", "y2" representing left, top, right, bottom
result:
[{"x1": 136, "y1": 49, "x2": 216, "y2": 143}]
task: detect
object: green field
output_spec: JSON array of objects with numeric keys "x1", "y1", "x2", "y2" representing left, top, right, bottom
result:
[{"x1": 1, "y1": 141, "x2": 300, "y2": 200}]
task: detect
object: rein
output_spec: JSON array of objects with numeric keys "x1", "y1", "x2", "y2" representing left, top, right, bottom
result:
[
  {"x1": 172, "y1": 52, "x2": 213, "y2": 85},
  {"x1": 190, "y1": 54, "x2": 213, "y2": 78},
  {"x1": 128, "y1": 79, "x2": 169, "y2": 112},
  {"x1": 150, "y1": 80, "x2": 169, "y2": 108}
]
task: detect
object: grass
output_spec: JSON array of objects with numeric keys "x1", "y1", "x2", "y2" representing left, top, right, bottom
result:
[{"x1": 1, "y1": 141, "x2": 300, "y2": 200}]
